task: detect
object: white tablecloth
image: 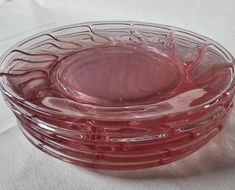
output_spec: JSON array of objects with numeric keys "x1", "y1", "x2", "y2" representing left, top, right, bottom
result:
[{"x1": 1, "y1": 0, "x2": 235, "y2": 189}]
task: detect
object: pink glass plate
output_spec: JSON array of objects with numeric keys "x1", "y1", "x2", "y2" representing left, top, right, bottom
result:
[{"x1": 0, "y1": 21, "x2": 235, "y2": 170}]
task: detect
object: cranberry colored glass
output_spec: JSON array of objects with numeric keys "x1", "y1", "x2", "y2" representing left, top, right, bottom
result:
[{"x1": 0, "y1": 22, "x2": 235, "y2": 170}]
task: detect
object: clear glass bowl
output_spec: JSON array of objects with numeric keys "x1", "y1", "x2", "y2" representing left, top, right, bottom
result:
[{"x1": 0, "y1": 21, "x2": 235, "y2": 170}]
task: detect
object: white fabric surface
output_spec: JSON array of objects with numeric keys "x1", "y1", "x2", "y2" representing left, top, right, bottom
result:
[{"x1": 0, "y1": 0, "x2": 235, "y2": 189}]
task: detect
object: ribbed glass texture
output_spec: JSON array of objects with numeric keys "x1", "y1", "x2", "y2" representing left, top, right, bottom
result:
[{"x1": 0, "y1": 22, "x2": 235, "y2": 170}]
